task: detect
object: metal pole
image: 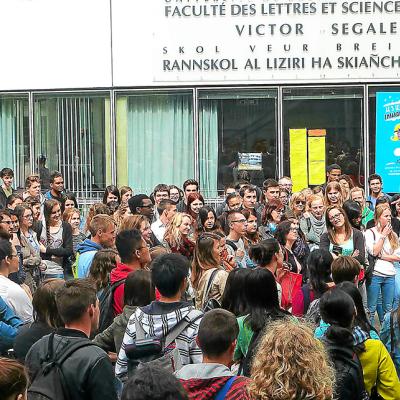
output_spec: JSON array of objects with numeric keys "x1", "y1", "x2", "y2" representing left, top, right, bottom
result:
[
  {"x1": 28, "y1": 92, "x2": 35, "y2": 173},
  {"x1": 277, "y1": 86, "x2": 284, "y2": 179},
  {"x1": 364, "y1": 85, "x2": 370, "y2": 196},
  {"x1": 110, "y1": 90, "x2": 116, "y2": 184}
]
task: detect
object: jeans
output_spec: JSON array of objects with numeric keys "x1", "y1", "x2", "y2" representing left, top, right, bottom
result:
[
  {"x1": 394, "y1": 262, "x2": 400, "y2": 310},
  {"x1": 367, "y1": 275, "x2": 395, "y2": 325},
  {"x1": 43, "y1": 273, "x2": 64, "y2": 280}
]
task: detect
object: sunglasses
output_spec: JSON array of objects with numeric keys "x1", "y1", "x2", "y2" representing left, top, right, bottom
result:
[{"x1": 295, "y1": 201, "x2": 305, "y2": 205}]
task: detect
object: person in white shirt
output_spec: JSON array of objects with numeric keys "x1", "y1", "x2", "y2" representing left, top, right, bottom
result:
[
  {"x1": 151, "y1": 199, "x2": 177, "y2": 243},
  {"x1": 0, "y1": 238, "x2": 33, "y2": 323}
]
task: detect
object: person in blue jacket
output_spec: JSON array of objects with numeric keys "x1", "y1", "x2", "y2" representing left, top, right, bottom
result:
[{"x1": 0, "y1": 295, "x2": 23, "y2": 354}]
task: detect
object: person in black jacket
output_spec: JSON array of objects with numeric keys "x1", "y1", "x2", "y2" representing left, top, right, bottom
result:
[
  {"x1": 0, "y1": 168, "x2": 15, "y2": 210},
  {"x1": 319, "y1": 287, "x2": 366, "y2": 400},
  {"x1": 25, "y1": 279, "x2": 118, "y2": 400},
  {"x1": 39, "y1": 199, "x2": 73, "y2": 280}
]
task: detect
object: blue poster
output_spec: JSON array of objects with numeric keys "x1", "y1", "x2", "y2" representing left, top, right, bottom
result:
[{"x1": 376, "y1": 92, "x2": 400, "y2": 193}]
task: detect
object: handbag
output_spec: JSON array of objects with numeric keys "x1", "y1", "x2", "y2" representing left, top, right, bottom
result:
[
  {"x1": 279, "y1": 268, "x2": 302, "y2": 311},
  {"x1": 202, "y1": 269, "x2": 221, "y2": 312}
]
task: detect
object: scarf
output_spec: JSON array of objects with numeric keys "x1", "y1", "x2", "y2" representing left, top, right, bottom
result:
[{"x1": 309, "y1": 213, "x2": 326, "y2": 237}]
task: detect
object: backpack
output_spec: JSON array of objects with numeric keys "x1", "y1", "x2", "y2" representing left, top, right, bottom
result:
[
  {"x1": 125, "y1": 309, "x2": 202, "y2": 375},
  {"x1": 202, "y1": 269, "x2": 221, "y2": 313},
  {"x1": 28, "y1": 333, "x2": 94, "y2": 400},
  {"x1": 98, "y1": 279, "x2": 126, "y2": 333}
]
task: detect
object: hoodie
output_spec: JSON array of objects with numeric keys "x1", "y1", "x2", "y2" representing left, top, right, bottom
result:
[
  {"x1": 176, "y1": 363, "x2": 251, "y2": 400},
  {"x1": 76, "y1": 239, "x2": 102, "y2": 278},
  {"x1": 116, "y1": 301, "x2": 202, "y2": 380},
  {"x1": 110, "y1": 263, "x2": 137, "y2": 315}
]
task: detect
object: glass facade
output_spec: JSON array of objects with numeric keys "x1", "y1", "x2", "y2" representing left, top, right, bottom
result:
[
  {"x1": 198, "y1": 89, "x2": 278, "y2": 197},
  {"x1": 283, "y1": 87, "x2": 364, "y2": 189},
  {"x1": 33, "y1": 93, "x2": 111, "y2": 198},
  {"x1": 115, "y1": 91, "x2": 194, "y2": 195},
  {"x1": 0, "y1": 85, "x2": 398, "y2": 199},
  {"x1": 0, "y1": 94, "x2": 29, "y2": 188}
]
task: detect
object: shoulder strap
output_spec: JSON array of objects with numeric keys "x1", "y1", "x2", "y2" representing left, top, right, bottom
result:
[
  {"x1": 225, "y1": 239, "x2": 237, "y2": 252},
  {"x1": 390, "y1": 311, "x2": 396, "y2": 357},
  {"x1": 46, "y1": 333, "x2": 94, "y2": 366},
  {"x1": 111, "y1": 278, "x2": 126, "y2": 290},
  {"x1": 202, "y1": 269, "x2": 219, "y2": 309},
  {"x1": 135, "y1": 312, "x2": 146, "y2": 341},
  {"x1": 306, "y1": 217, "x2": 312, "y2": 233},
  {"x1": 215, "y1": 376, "x2": 236, "y2": 400},
  {"x1": 301, "y1": 285, "x2": 311, "y2": 313},
  {"x1": 164, "y1": 310, "x2": 202, "y2": 348}
]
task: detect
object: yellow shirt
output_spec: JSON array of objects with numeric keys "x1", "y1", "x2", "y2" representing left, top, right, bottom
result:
[{"x1": 358, "y1": 339, "x2": 400, "y2": 399}]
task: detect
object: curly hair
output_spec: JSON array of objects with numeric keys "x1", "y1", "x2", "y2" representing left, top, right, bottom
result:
[{"x1": 249, "y1": 319, "x2": 334, "y2": 400}]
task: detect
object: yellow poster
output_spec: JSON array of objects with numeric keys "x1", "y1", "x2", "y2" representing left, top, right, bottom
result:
[
  {"x1": 308, "y1": 129, "x2": 326, "y2": 185},
  {"x1": 289, "y1": 128, "x2": 308, "y2": 192}
]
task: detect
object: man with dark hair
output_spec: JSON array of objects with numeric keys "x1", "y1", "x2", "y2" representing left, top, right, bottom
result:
[
  {"x1": 262, "y1": 178, "x2": 280, "y2": 204},
  {"x1": 25, "y1": 279, "x2": 118, "y2": 400},
  {"x1": 176, "y1": 309, "x2": 251, "y2": 399},
  {"x1": 331, "y1": 256, "x2": 361, "y2": 285},
  {"x1": 225, "y1": 210, "x2": 248, "y2": 268},
  {"x1": 151, "y1": 199, "x2": 177, "y2": 242},
  {"x1": 44, "y1": 171, "x2": 65, "y2": 202},
  {"x1": 111, "y1": 229, "x2": 151, "y2": 315},
  {"x1": 216, "y1": 183, "x2": 236, "y2": 217},
  {"x1": 0, "y1": 168, "x2": 15, "y2": 209},
  {"x1": 116, "y1": 253, "x2": 202, "y2": 380},
  {"x1": 367, "y1": 173, "x2": 389, "y2": 211},
  {"x1": 278, "y1": 176, "x2": 293, "y2": 196},
  {"x1": 152, "y1": 184, "x2": 170, "y2": 220},
  {"x1": 326, "y1": 164, "x2": 342, "y2": 183},
  {"x1": 176, "y1": 179, "x2": 199, "y2": 212},
  {"x1": 0, "y1": 210, "x2": 13, "y2": 235},
  {"x1": 128, "y1": 194, "x2": 154, "y2": 221},
  {"x1": 77, "y1": 214, "x2": 116, "y2": 278},
  {"x1": 0, "y1": 238, "x2": 32, "y2": 323},
  {"x1": 218, "y1": 193, "x2": 243, "y2": 234}
]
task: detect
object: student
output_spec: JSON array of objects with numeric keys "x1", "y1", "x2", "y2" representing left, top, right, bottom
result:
[
  {"x1": 151, "y1": 199, "x2": 177, "y2": 243},
  {"x1": 248, "y1": 319, "x2": 334, "y2": 400},
  {"x1": 111, "y1": 229, "x2": 151, "y2": 315},
  {"x1": 0, "y1": 357, "x2": 29, "y2": 400},
  {"x1": 44, "y1": 171, "x2": 65, "y2": 203},
  {"x1": 25, "y1": 279, "x2": 118, "y2": 400},
  {"x1": 176, "y1": 179, "x2": 199, "y2": 212},
  {"x1": 176, "y1": 309, "x2": 251, "y2": 399},
  {"x1": 367, "y1": 173, "x2": 389, "y2": 211},
  {"x1": 350, "y1": 187, "x2": 374, "y2": 226},
  {"x1": 116, "y1": 253, "x2": 203, "y2": 381},
  {"x1": 103, "y1": 185, "x2": 121, "y2": 205},
  {"x1": 62, "y1": 207, "x2": 86, "y2": 259},
  {"x1": 0, "y1": 238, "x2": 33, "y2": 323},
  {"x1": 76, "y1": 214, "x2": 116, "y2": 278},
  {"x1": 0, "y1": 167, "x2": 15, "y2": 209},
  {"x1": 0, "y1": 296, "x2": 23, "y2": 355}
]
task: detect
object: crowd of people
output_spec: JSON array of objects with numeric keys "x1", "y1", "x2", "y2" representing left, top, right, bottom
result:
[{"x1": 0, "y1": 164, "x2": 400, "y2": 399}]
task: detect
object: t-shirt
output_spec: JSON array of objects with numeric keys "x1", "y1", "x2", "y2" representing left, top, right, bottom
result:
[
  {"x1": 0, "y1": 275, "x2": 33, "y2": 323},
  {"x1": 329, "y1": 234, "x2": 354, "y2": 256}
]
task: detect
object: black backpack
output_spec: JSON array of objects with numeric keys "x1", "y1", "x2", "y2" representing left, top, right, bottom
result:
[
  {"x1": 98, "y1": 279, "x2": 126, "y2": 333},
  {"x1": 28, "y1": 333, "x2": 94, "y2": 400}
]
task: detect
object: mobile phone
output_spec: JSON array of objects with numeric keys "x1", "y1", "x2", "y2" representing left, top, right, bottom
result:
[{"x1": 332, "y1": 245, "x2": 343, "y2": 255}]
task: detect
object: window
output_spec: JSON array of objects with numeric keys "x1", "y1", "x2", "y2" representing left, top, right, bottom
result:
[
  {"x1": 198, "y1": 89, "x2": 278, "y2": 197},
  {"x1": 0, "y1": 95, "x2": 29, "y2": 188},
  {"x1": 116, "y1": 91, "x2": 194, "y2": 195},
  {"x1": 283, "y1": 87, "x2": 364, "y2": 190},
  {"x1": 33, "y1": 93, "x2": 111, "y2": 198}
]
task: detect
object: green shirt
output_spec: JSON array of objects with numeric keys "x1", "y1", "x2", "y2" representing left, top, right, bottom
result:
[
  {"x1": 362, "y1": 206, "x2": 374, "y2": 226},
  {"x1": 2, "y1": 186, "x2": 12, "y2": 197},
  {"x1": 234, "y1": 315, "x2": 253, "y2": 361}
]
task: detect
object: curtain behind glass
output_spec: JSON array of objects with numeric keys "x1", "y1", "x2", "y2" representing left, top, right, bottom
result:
[
  {"x1": 126, "y1": 94, "x2": 194, "y2": 194},
  {"x1": 0, "y1": 100, "x2": 16, "y2": 171},
  {"x1": 199, "y1": 101, "x2": 218, "y2": 198}
]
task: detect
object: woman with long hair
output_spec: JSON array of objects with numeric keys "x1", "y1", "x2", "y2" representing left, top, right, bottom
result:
[
  {"x1": 169, "y1": 185, "x2": 183, "y2": 204},
  {"x1": 300, "y1": 195, "x2": 326, "y2": 251},
  {"x1": 120, "y1": 186, "x2": 133, "y2": 206},
  {"x1": 93, "y1": 270, "x2": 155, "y2": 354},
  {"x1": 235, "y1": 268, "x2": 289, "y2": 376},
  {"x1": 61, "y1": 192, "x2": 78, "y2": 213},
  {"x1": 342, "y1": 200, "x2": 363, "y2": 231},
  {"x1": 14, "y1": 278, "x2": 64, "y2": 361},
  {"x1": 320, "y1": 205, "x2": 365, "y2": 266},
  {"x1": 289, "y1": 192, "x2": 306, "y2": 219},
  {"x1": 62, "y1": 207, "x2": 85, "y2": 259},
  {"x1": 275, "y1": 220, "x2": 302, "y2": 274},
  {"x1": 292, "y1": 249, "x2": 334, "y2": 317},
  {"x1": 339, "y1": 174, "x2": 354, "y2": 201},
  {"x1": 197, "y1": 206, "x2": 220, "y2": 233},
  {"x1": 319, "y1": 287, "x2": 400, "y2": 399},
  {"x1": 185, "y1": 193, "x2": 204, "y2": 220},
  {"x1": 324, "y1": 181, "x2": 344, "y2": 207},
  {"x1": 259, "y1": 199, "x2": 285, "y2": 240},
  {"x1": 119, "y1": 214, "x2": 158, "y2": 248},
  {"x1": 40, "y1": 199, "x2": 73, "y2": 280},
  {"x1": 84, "y1": 203, "x2": 112, "y2": 235},
  {"x1": 102, "y1": 185, "x2": 121, "y2": 206},
  {"x1": 242, "y1": 208, "x2": 261, "y2": 246},
  {"x1": 249, "y1": 319, "x2": 334, "y2": 400},
  {"x1": 365, "y1": 203, "x2": 400, "y2": 325},
  {"x1": 113, "y1": 204, "x2": 131, "y2": 231},
  {"x1": 163, "y1": 213, "x2": 194, "y2": 260},
  {"x1": 191, "y1": 233, "x2": 228, "y2": 310},
  {"x1": 0, "y1": 358, "x2": 29, "y2": 400}
]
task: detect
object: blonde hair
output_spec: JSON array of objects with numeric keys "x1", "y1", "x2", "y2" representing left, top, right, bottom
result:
[
  {"x1": 164, "y1": 212, "x2": 192, "y2": 248},
  {"x1": 249, "y1": 319, "x2": 335, "y2": 400},
  {"x1": 62, "y1": 207, "x2": 80, "y2": 223},
  {"x1": 324, "y1": 181, "x2": 344, "y2": 207},
  {"x1": 114, "y1": 204, "x2": 130, "y2": 230},
  {"x1": 289, "y1": 192, "x2": 306, "y2": 218},
  {"x1": 119, "y1": 214, "x2": 148, "y2": 233},
  {"x1": 374, "y1": 204, "x2": 399, "y2": 250},
  {"x1": 306, "y1": 194, "x2": 325, "y2": 212}
]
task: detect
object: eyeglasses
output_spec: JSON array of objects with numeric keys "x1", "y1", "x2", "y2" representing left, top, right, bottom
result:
[
  {"x1": 289, "y1": 227, "x2": 298, "y2": 232},
  {"x1": 295, "y1": 201, "x2": 305, "y2": 205},
  {"x1": 23, "y1": 214, "x2": 33, "y2": 219},
  {"x1": 231, "y1": 219, "x2": 247, "y2": 224},
  {"x1": 1, "y1": 220, "x2": 12, "y2": 225},
  {"x1": 329, "y1": 212, "x2": 343, "y2": 221}
]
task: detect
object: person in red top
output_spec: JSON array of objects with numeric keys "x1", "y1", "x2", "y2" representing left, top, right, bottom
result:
[
  {"x1": 176, "y1": 309, "x2": 251, "y2": 400},
  {"x1": 111, "y1": 229, "x2": 151, "y2": 315}
]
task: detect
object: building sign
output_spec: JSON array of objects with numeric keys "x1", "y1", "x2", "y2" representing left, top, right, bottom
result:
[
  {"x1": 112, "y1": 0, "x2": 400, "y2": 86},
  {"x1": 376, "y1": 92, "x2": 400, "y2": 193}
]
